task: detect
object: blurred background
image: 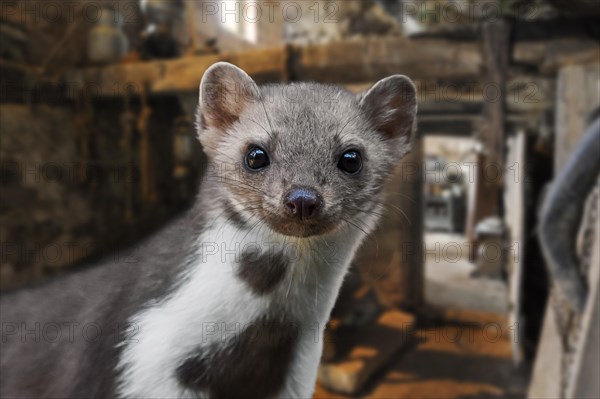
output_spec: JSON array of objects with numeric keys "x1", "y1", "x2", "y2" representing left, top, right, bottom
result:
[{"x1": 1, "y1": 0, "x2": 599, "y2": 398}]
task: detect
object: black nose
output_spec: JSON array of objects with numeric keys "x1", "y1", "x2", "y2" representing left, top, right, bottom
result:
[{"x1": 284, "y1": 188, "x2": 322, "y2": 220}]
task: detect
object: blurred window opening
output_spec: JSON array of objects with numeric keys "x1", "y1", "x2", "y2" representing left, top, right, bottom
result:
[{"x1": 222, "y1": 0, "x2": 258, "y2": 44}]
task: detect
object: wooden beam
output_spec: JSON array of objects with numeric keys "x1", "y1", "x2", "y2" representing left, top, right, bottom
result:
[
  {"x1": 62, "y1": 36, "x2": 557, "y2": 125},
  {"x1": 514, "y1": 39, "x2": 599, "y2": 74},
  {"x1": 292, "y1": 37, "x2": 482, "y2": 83},
  {"x1": 346, "y1": 75, "x2": 554, "y2": 115},
  {"x1": 64, "y1": 47, "x2": 288, "y2": 97},
  {"x1": 65, "y1": 38, "x2": 487, "y2": 97},
  {"x1": 155, "y1": 47, "x2": 288, "y2": 92}
]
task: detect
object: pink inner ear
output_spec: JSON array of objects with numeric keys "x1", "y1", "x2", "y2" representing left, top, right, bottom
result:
[
  {"x1": 361, "y1": 76, "x2": 417, "y2": 140},
  {"x1": 200, "y1": 82, "x2": 237, "y2": 130},
  {"x1": 200, "y1": 64, "x2": 259, "y2": 131}
]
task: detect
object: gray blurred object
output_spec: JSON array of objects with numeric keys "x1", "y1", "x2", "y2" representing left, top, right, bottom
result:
[
  {"x1": 87, "y1": 6, "x2": 128, "y2": 64},
  {"x1": 473, "y1": 216, "x2": 506, "y2": 279},
  {"x1": 533, "y1": 108, "x2": 600, "y2": 399},
  {"x1": 539, "y1": 112, "x2": 600, "y2": 316},
  {"x1": 0, "y1": 19, "x2": 27, "y2": 62},
  {"x1": 139, "y1": 0, "x2": 185, "y2": 59},
  {"x1": 424, "y1": 155, "x2": 466, "y2": 233},
  {"x1": 140, "y1": 0, "x2": 185, "y2": 24}
]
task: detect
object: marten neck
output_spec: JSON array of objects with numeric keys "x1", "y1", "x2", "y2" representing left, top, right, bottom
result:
[{"x1": 116, "y1": 192, "x2": 380, "y2": 398}]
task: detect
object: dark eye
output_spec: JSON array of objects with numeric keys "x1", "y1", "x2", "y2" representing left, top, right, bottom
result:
[
  {"x1": 245, "y1": 146, "x2": 270, "y2": 170},
  {"x1": 338, "y1": 150, "x2": 362, "y2": 175}
]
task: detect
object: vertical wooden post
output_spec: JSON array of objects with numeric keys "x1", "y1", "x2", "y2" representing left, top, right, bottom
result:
[
  {"x1": 356, "y1": 138, "x2": 424, "y2": 310},
  {"x1": 554, "y1": 64, "x2": 600, "y2": 171},
  {"x1": 397, "y1": 137, "x2": 425, "y2": 309},
  {"x1": 481, "y1": 19, "x2": 509, "y2": 169},
  {"x1": 465, "y1": 151, "x2": 500, "y2": 243},
  {"x1": 466, "y1": 20, "x2": 509, "y2": 243}
]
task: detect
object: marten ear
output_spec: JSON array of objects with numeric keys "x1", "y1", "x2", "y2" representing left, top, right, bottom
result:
[
  {"x1": 197, "y1": 62, "x2": 259, "y2": 152},
  {"x1": 359, "y1": 75, "x2": 417, "y2": 157}
]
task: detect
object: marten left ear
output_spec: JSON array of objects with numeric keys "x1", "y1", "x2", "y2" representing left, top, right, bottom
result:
[
  {"x1": 359, "y1": 75, "x2": 417, "y2": 157},
  {"x1": 197, "y1": 62, "x2": 259, "y2": 154}
]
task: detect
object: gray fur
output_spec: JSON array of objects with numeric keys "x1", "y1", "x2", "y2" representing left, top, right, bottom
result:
[{"x1": 1, "y1": 62, "x2": 417, "y2": 398}]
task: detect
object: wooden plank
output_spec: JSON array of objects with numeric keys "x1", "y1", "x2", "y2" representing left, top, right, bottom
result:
[
  {"x1": 317, "y1": 310, "x2": 415, "y2": 395},
  {"x1": 504, "y1": 130, "x2": 526, "y2": 365},
  {"x1": 514, "y1": 39, "x2": 599, "y2": 73},
  {"x1": 66, "y1": 61, "x2": 162, "y2": 97},
  {"x1": 292, "y1": 37, "x2": 482, "y2": 83},
  {"x1": 64, "y1": 47, "x2": 288, "y2": 97},
  {"x1": 555, "y1": 63, "x2": 600, "y2": 170},
  {"x1": 465, "y1": 152, "x2": 500, "y2": 245},
  {"x1": 346, "y1": 75, "x2": 554, "y2": 115},
  {"x1": 66, "y1": 38, "x2": 482, "y2": 97},
  {"x1": 354, "y1": 138, "x2": 425, "y2": 309},
  {"x1": 506, "y1": 75, "x2": 555, "y2": 113},
  {"x1": 155, "y1": 47, "x2": 288, "y2": 93},
  {"x1": 151, "y1": 54, "x2": 223, "y2": 93}
]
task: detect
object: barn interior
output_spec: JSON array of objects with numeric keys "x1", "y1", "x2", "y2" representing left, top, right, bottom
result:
[{"x1": 1, "y1": 1, "x2": 599, "y2": 397}]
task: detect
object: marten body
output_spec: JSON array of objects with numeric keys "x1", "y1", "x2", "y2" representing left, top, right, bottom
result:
[{"x1": 1, "y1": 63, "x2": 417, "y2": 398}]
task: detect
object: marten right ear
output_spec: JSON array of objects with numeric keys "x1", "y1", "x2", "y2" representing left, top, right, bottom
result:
[
  {"x1": 197, "y1": 62, "x2": 259, "y2": 154},
  {"x1": 359, "y1": 75, "x2": 417, "y2": 159}
]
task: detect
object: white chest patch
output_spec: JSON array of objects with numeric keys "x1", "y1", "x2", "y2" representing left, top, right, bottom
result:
[{"x1": 116, "y1": 212, "x2": 377, "y2": 398}]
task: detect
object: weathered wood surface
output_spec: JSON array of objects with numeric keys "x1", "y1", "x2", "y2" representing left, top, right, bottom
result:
[
  {"x1": 64, "y1": 47, "x2": 288, "y2": 97},
  {"x1": 481, "y1": 20, "x2": 509, "y2": 170},
  {"x1": 64, "y1": 37, "x2": 484, "y2": 97},
  {"x1": 355, "y1": 138, "x2": 424, "y2": 309},
  {"x1": 465, "y1": 152, "x2": 500, "y2": 244},
  {"x1": 62, "y1": 36, "x2": 587, "y2": 102},
  {"x1": 317, "y1": 310, "x2": 415, "y2": 395},
  {"x1": 504, "y1": 130, "x2": 526, "y2": 365},
  {"x1": 465, "y1": 21, "x2": 509, "y2": 243},
  {"x1": 58, "y1": 36, "x2": 599, "y2": 98},
  {"x1": 293, "y1": 37, "x2": 482, "y2": 82},
  {"x1": 347, "y1": 75, "x2": 555, "y2": 116},
  {"x1": 514, "y1": 39, "x2": 599, "y2": 73},
  {"x1": 554, "y1": 63, "x2": 600, "y2": 170}
]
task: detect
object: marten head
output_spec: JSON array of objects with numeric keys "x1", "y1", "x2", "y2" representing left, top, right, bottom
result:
[{"x1": 197, "y1": 62, "x2": 417, "y2": 238}]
